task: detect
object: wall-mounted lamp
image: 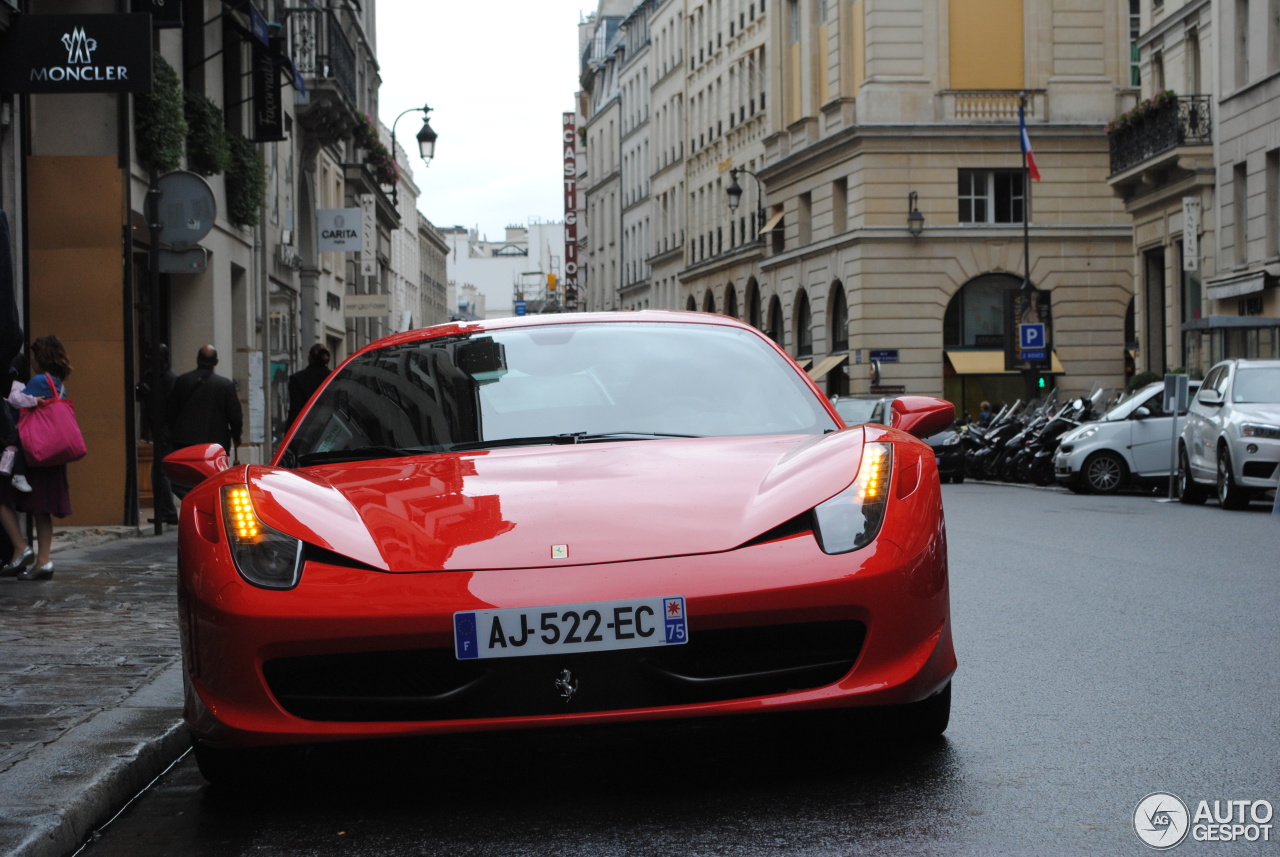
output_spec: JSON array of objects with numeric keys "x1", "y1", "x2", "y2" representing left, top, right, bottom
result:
[
  {"x1": 907, "y1": 191, "x2": 924, "y2": 237},
  {"x1": 726, "y1": 167, "x2": 766, "y2": 243}
]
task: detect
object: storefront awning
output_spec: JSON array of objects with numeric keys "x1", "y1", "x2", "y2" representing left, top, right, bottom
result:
[
  {"x1": 807, "y1": 353, "x2": 848, "y2": 382},
  {"x1": 945, "y1": 350, "x2": 1065, "y2": 375},
  {"x1": 758, "y1": 211, "x2": 785, "y2": 235},
  {"x1": 1205, "y1": 269, "x2": 1270, "y2": 301}
]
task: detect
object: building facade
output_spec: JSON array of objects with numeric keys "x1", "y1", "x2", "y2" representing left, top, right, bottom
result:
[
  {"x1": 1110, "y1": 0, "x2": 1280, "y2": 379},
  {"x1": 441, "y1": 222, "x2": 568, "y2": 318},
  {"x1": 578, "y1": 0, "x2": 1139, "y2": 418},
  {"x1": 0, "y1": 0, "x2": 442, "y2": 524}
]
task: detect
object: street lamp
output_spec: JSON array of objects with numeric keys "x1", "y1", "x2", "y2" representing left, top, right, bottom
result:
[
  {"x1": 726, "y1": 167, "x2": 765, "y2": 243},
  {"x1": 389, "y1": 104, "x2": 437, "y2": 206},
  {"x1": 907, "y1": 191, "x2": 925, "y2": 237}
]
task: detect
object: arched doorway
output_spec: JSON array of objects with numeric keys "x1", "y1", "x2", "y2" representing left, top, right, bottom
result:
[
  {"x1": 686, "y1": 295, "x2": 697, "y2": 311},
  {"x1": 825, "y1": 282, "x2": 849, "y2": 396},
  {"x1": 942, "y1": 273, "x2": 1049, "y2": 421},
  {"x1": 703, "y1": 290, "x2": 716, "y2": 313},
  {"x1": 767, "y1": 296, "x2": 783, "y2": 346},
  {"x1": 724, "y1": 283, "x2": 738, "y2": 319},
  {"x1": 746, "y1": 278, "x2": 761, "y2": 330},
  {"x1": 793, "y1": 289, "x2": 813, "y2": 364}
]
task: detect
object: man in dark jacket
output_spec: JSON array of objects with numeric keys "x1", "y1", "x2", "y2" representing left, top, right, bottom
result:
[
  {"x1": 286, "y1": 343, "x2": 331, "y2": 428},
  {"x1": 169, "y1": 345, "x2": 243, "y2": 456}
]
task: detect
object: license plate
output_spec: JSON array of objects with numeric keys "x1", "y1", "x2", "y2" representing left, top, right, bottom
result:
[{"x1": 454, "y1": 596, "x2": 688, "y2": 660}]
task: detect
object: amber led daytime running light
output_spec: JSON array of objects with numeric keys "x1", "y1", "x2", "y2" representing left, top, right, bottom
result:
[
  {"x1": 223, "y1": 486, "x2": 263, "y2": 542},
  {"x1": 853, "y1": 443, "x2": 891, "y2": 501}
]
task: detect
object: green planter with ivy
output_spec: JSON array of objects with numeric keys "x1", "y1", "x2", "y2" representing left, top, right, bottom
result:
[
  {"x1": 184, "y1": 91, "x2": 231, "y2": 176},
  {"x1": 225, "y1": 133, "x2": 266, "y2": 228},
  {"x1": 135, "y1": 54, "x2": 186, "y2": 173}
]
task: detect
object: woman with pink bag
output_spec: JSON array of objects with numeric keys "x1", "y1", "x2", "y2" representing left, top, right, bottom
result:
[{"x1": 0, "y1": 335, "x2": 75, "y2": 581}]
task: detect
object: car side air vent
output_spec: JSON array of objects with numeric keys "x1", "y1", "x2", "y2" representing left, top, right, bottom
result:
[
  {"x1": 738, "y1": 511, "x2": 815, "y2": 549},
  {"x1": 303, "y1": 543, "x2": 384, "y2": 573}
]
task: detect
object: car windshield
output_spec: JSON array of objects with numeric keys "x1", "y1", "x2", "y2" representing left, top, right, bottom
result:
[
  {"x1": 1102, "y1": 385, "x2": 1155, "y2": 420},
  {"x1": 834, "y1": 398, "x2": 880, "y2": 425},
  {"x1": 280, "y1": 321, "x2": 838, "y2": 466},
  {"x1": 1233, "y1": 367, "x2": 1280, "y2": 404}
]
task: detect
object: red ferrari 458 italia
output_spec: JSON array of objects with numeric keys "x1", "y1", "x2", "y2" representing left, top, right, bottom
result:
[{"x1": 166, "y1": 312, "x2": 956, "y2": 783}]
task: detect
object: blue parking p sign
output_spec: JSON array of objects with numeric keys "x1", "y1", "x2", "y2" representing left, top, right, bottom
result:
[{"x1": 1019, "y1": 323, "x2": 1046, "y2": 350}]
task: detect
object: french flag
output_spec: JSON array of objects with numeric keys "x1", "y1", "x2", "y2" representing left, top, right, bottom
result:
[{"x1": 1019, "y1": 104, "x2": 1041, "y2": 182}]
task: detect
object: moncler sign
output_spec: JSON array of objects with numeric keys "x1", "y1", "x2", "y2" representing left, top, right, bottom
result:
[{"x1": 0, "y1": 14, "x2": 152, "y2": 94}]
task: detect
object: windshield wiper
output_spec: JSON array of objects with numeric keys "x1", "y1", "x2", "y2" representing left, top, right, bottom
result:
[
  {"x1": 445, "y1": 433, "x2": 585, "y2": 452},
  {"x1": 446, "y1": 431, "x2": 702, "y2": 452},
  {"x1": 297, "y1": 446, "x2": 425, "y2": 466},
  {"x1": 573, "y1": 431, "x2": 703, "y2": 442}
]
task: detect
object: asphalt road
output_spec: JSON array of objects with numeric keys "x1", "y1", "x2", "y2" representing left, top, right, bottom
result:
[{"x1": 75, "y1": 483, "x2": 1280, "y2": 857}]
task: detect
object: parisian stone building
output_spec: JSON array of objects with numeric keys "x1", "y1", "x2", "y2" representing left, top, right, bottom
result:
[
  {"x1": 1112, "y1": 0, "x2": 1280, "y2": 379},
  {"x1": 0, "y1": 0, "x2": 443, "y2": 524},
  {"x1": 579, "y1": 0, "x2": 1139, "y2": 417}
]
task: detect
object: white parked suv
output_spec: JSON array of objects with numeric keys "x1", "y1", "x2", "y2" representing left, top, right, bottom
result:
[
  {"x1": 1178, "y1": 359, "x2": 1280, "y2": 509},
  {"x1": 1055, "y1": 380, "x2": 1199, "y2": 494}
]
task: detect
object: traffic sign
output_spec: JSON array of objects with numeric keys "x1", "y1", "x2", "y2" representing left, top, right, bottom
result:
[
  {"x1": 515, "y1": 301, "x2": 527, "y2": 316},
  {"x1": 1019, "y1": 323, "x2": 1046, "y2": 350},
  {"x1": 1020, "y1": 349, "x2": 1047, "y2": 362}
]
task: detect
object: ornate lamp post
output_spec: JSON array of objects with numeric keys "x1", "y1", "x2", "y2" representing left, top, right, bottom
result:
[{"x1": 389, "y1": 104, "x2": 437, "y2": 207}]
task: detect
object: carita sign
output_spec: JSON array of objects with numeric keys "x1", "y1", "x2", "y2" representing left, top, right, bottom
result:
[{"x1": 316, "y1": 209, "x2": 363, "y2": 253}]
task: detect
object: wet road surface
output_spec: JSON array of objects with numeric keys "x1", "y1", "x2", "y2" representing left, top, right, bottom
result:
[{"x1": 75, "y1": 484, "x2": 1280, "y2": 856}]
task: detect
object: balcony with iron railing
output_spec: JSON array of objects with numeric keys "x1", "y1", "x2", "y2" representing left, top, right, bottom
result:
[
  {"x1": 287, "y1": 7, "x2": 359, "y2": 144},
  {"x1": 1108, "y1": 94, "x2": 1212, "y2": 177}
]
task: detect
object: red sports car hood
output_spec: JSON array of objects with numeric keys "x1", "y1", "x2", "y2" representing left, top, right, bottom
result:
[{"x1": 249, "y1": 432, "x2": 865, "y2": 572}]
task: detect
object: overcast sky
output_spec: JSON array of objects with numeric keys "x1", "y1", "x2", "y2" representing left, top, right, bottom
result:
[{"x1": 375, "y1": 0, "x2": 589, "y2": 242}]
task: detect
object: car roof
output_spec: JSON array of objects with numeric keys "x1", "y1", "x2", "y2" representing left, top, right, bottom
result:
[{"x1": 1212, "y1": 358, "x2": 1280, "y2": 370}]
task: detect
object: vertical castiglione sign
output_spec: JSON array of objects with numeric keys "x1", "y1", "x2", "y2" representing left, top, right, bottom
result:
[{"x1": 562, "y1": 112, "x2": 579, "y2": 310}]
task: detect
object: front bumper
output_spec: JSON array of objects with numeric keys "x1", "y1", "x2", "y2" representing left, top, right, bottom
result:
[
  {"x1": 1228, "y1": 435, "x2": 1280, "y2": 490},
  {"x1": 178, "y1": 526, "x2": 954, "y2": 749}
]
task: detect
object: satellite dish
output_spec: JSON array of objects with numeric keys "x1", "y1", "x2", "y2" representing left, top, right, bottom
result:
[{"x1": 155, "y1": 171, "x2": 217, "y2": 250}]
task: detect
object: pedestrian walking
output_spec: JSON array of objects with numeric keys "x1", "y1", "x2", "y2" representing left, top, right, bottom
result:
[
  {"x1": 168, "y1": 345, "x2": 242, "y2": 457},
  {"x1": 286, "y1": 343, "x2": 331, "y2": 429},
  {"x1": 1, "y1": 352, "x2": 33, "y2": 493},
  {"x1": 136, "y1": 343, "x2": 178, "y2": 524},
  {"x1": 0, "y1": 335, "x2": 76, "y2": 580}
]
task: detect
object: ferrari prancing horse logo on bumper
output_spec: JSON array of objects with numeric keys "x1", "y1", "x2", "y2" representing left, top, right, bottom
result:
[
  {"x1": 551, "y1": 544, "x2": 568, "y2": 559},
  {"x1": 555, "y1": 669, "x2": 578, "y2": 702}
]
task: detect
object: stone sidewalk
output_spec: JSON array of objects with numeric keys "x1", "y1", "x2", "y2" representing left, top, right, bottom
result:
[{"x1": 0, "y1": 525, "x2": 187, "y2": 857}]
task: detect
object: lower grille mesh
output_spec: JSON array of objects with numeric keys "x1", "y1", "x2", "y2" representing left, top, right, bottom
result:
[{"x1": 263, "y1": 621, "x2": 865, "y2": 722}]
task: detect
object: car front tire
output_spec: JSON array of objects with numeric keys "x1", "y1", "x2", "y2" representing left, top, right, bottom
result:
[
  {"x1": 1216, "y1": 446, "x2": 1252, "y2": 510},
  {"x1": 1177, "y1": 445, "x2": 1207, "y2": 505},
  {"x1": 896, "y1": 682, "x2": 951, "y2": 739},
  {"x1": 1083, "y1": 451, "x2": 1125, "y2": 494},
  {"x1": 194, "y1": 740, "x2": 303, "y2": 787}
]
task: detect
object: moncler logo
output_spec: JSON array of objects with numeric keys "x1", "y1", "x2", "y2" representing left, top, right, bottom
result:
[{"x1": 61, "y1": 27, "x2": 97, "y2": 65}]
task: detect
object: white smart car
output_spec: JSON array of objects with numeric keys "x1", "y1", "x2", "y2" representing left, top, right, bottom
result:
[
  {"x1": 1178, "y1": 359, "x2": 1280, "y2": 509},
  {"x1": 1055, "y1": 380, "x2": 1199, "y2": 494}
]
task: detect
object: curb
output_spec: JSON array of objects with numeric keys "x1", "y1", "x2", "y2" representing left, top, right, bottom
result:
[{"x1": 3, "y1": 663, "x2": 188, "y2": 857}]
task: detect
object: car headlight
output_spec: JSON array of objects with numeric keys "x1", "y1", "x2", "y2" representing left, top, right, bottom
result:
[
  {"x1": 1075, "y1": 427, "x2": 1099, "y2": 441},
  {"x1": 813, "y1": 442, "x2": 892, "y2": 555},
  {"x1": 1241, "y1": 423, "x2": 1280, "y2": 440},
  {"x1": 221, "y1": 485, "x2": 304, "y2": 590}
]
